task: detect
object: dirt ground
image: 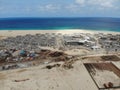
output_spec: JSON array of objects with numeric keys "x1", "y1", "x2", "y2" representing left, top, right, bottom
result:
[
  {"x1": 82, "y1": 55, "x2": 120, "y2": 62},
  {"x1": 84, "y1": 63, "x2": 120, "y2": 89},
  {"x1": 0, "y1": 61, "x2": 98, "y2": 90}
]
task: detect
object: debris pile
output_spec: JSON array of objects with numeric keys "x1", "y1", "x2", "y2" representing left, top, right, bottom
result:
[
  {"x1": 2, "y1": 64, "x2": 19, "y2": 70},
  {"x1": 14, "y1": 78, "x2": 30, "y2": 82},
  {"x1": 49, "y1": 51, "x2": 65, "y2": 57},
  {"x1": 45, "y1": 64, "x2": 61, "y2": 69},
  {"x1": 39, "y1": 49, "x2": 66, "y2": 58},
  {"x1": 82, "y1": 55, "x2": 120, "y2": 62},
  {"x1": 0, "y1": 48, "x2": 73, "y2": 71},
  {"x1": 103, "y1": 82, "x2": 114, "y2": 89},
  {"x1": 101, "y1": 55, "x2": 120, "y2": 61},
  {"x1": 62, "y1": 59, "x2": 74, "y2": 69}
]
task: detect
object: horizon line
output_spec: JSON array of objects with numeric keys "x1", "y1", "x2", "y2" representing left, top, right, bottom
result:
[{"x1": 0, "y1": 16, "x2": 120, "y2": 19}]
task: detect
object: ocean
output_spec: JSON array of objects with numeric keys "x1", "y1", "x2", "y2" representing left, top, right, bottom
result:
[{"x1": 0, "y1": 17, "x2": 120, "y2": 32}]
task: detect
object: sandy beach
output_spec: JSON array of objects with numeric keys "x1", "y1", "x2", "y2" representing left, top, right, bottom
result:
[{"x1": 0, "y1": 29, "x2": 119, "y2": 37}]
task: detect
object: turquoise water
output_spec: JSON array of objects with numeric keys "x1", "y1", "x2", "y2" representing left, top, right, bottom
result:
[{"x1": 0, "y1": 17, "x2": 120, "y2": 32}]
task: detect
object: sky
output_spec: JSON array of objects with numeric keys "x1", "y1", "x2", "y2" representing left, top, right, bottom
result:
[{"x1": 0, "y1": 0, "x2": 120, "y2": 18}]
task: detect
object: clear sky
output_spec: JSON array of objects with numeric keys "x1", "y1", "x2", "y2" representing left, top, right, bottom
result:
[{"x1": 0, "y1": 0, "x2": 120, "y2": 18}]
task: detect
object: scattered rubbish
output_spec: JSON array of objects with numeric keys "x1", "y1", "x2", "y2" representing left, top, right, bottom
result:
[
  {"x1": 103, "y1": 83, "x2": 109, "y2": 89},
  {"x1": 103, "y1": 82, "x2": 114, "y2": 88},
  {"x1": 54, "y1": 56, "x2": 67, "y2": 62},
  {"x1": 0, "y1": 46, "x2": 69, "y2": 71},
  {"x1": 108, "y1": 82, "x2": 113, "y2": 88},
  {"x1": 20, "y1": 50, "x2": 27, "y2": 57},
  {"x1": 49, "y1": 51, "x2": 64, "y2": 57},
  {"x1": 62, "y1": 63, "x2": 73, "y2": 69},
  {"x1": 17, "y1": 64, "x2": 28, "y2": 68},
  {"x1": 14, "y1": 78, "x2": 29, "y2": 82},
  {"x1": 12, "y1": 50, "x2": 20, "y2": 57},
  {"x1": 101, "y1": 55, "x2": 120, "y2": 61},
  {"x1": 2, "y1": 64, "x2": 19, "y2": 70},
  {"x1": 62, "y1": 60, "x2": 74, "y2": 69},
  {"x1": 45, "y1": 64, "x2": 61, "y2": 69}
]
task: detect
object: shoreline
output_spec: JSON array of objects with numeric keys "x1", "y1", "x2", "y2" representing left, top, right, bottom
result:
[{"x1": 0, "y1": 29, "x2": 119, "y2": 38}]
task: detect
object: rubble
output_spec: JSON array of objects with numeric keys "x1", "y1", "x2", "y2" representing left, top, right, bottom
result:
[
  {"x1": 103, "y1": 82, "x2": 114, "y2": 89},
  {"x1": 62, "y1": 59, "x2": 75, "y2": 69},
  {"x1": 101, "y1": 55, "x2": 120, "y2": 61},
  {"x1": 82, "y1": 55, "x2": 120, "y2": 62},
  {"x1": 49, "y1": 51, "x2": 64, "y2": 57},
  {"x1": 2, "y1": 64, "x2": 19, "y2": 70},
  {"x1": 0, "y1": 47, "x2": 69, "y2": 71},
  {"x1": 45, "y1": 64, "x2": 61, "y2": 69}
]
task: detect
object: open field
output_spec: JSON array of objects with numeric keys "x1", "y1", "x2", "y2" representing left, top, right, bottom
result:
[{"x1": 0, "y1": 61, "x2": 98, "y2": 90}]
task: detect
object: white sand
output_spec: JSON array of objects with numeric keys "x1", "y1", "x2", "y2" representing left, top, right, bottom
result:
[
  {"x1": 0, "y1": 61, "x2": 98, "y2": 90},
  {"x1": 0, "y1": 29, "x2": 119, "y2": 37}
]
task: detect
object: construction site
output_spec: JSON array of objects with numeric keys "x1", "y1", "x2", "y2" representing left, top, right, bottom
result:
[
  {"x1": 84, "y1": 63, "x2": 120, "y2": 90},
  {"x1": 0, "y1": 33, "x2": 120, "y2": 90},
  {"x1": 0, "y1": 48, "x2": 120, "y2": 90}
]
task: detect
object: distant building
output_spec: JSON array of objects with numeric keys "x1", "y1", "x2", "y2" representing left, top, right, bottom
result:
[
  {"x1": 91, "y1": 46, "x2": 101, "y2": 50},
  {"x1": 65, "y1": 40, "x2": 87, "y2": 45}
]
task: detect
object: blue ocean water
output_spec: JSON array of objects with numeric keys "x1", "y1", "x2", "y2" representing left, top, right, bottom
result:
[{"x1": 0, "y1": 17, "x2": 120, "y2": 32}]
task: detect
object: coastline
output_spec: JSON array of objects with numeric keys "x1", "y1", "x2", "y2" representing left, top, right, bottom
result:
[{"x1": 0, "y1": 29, "x2": 119, "y2": 37}]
